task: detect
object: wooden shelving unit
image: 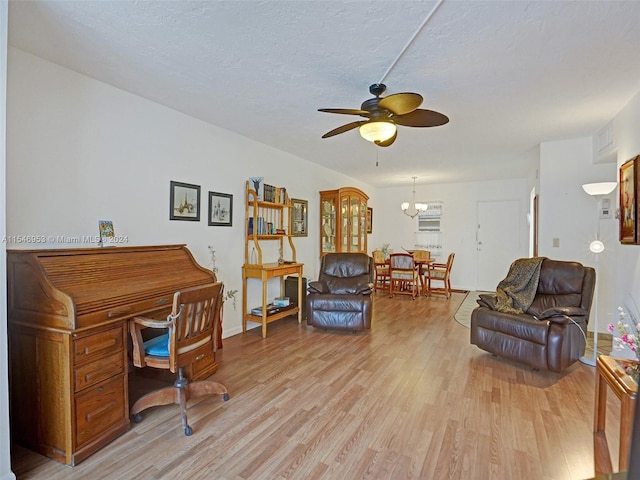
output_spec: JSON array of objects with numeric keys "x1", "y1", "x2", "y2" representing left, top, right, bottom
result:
[{"x1": 242, "y1": 181, "x2": 303, "y2": 338}]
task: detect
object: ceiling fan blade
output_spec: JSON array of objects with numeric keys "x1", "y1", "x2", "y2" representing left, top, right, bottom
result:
[
  {"x1": 378, "y1": 92, "x2": 423, "y2": 115},
  {"x1": 392, "y1": 109, "x2": 449, "y2": 127},
  {"x1": 321, "y1": 120, "x2": 366, "y2": 138},
  {"x1": 318, "y1": 108, "x2": 370, "y2": 117},
  {"x1": 374, "y1": 130, "x2": 397, "y2": 147}
]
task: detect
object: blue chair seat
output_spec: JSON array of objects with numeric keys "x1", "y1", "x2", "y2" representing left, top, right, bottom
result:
[{"x1": 144, "y1": 333, "x2": 170, "y2": 357}]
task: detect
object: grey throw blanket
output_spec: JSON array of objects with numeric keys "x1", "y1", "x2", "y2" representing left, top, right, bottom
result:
[{"x1": 495, "y1": 257, "x2": 545, "y2": 314}]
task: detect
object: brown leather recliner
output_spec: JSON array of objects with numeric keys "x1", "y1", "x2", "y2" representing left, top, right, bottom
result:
[
  {"x1": 307, "y1": 253, "x2": 374, "y2": 332},
  {"x1": 470, "y1": 258, "x2": 596, "y2": 372}
]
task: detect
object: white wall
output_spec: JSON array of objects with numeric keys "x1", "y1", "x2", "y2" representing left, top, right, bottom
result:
[
  {"x1": 538, "y1": 137, "x2": 618, "y2": 332},
  {"x1": 370, "y1": 178, "x2": 530, "y2": 291},
  {"x1": 6, "y1": 47, "x2": 371, "y2": 337},
  {"x1": 612, "y1": 90, "x2": 640, "y2": 319}
]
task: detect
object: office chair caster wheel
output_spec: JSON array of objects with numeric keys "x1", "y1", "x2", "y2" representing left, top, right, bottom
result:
[
  {"x1": 223, "y1": 393, "x2": 229, "y2": 401},
  {"x1": 184, "y1": 425, "x2": 193, "y2": 436},
  {"x1": 133, "y1": 413, "x2": 142, "y2": 423}
]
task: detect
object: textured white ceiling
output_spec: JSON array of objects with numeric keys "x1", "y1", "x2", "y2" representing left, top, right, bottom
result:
[{"x1": 8, "y1": 0, "x2": 640, "y2": 188}]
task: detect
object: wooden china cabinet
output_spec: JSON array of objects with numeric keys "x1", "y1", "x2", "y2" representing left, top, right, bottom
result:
[{"x1": 319, "y1": 187, "x2": 369, "y2": 256}]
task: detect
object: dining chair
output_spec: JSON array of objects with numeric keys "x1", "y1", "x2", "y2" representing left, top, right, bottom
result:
[
  {"x1": 389, "y1": 253, "x2": 419, "y2": 300},
  {"x1": 412, "y1": 249, "x2": 431, "y2": 295},
  {"x1": 129, "y1": 282, "x2": 229, "y2": 436},
  {"x1": 372, "y1": 249, "x2": 389, "y2": 293},
  {"x1": 428, "y1": 253, "x2": 455, "y2": 298}
]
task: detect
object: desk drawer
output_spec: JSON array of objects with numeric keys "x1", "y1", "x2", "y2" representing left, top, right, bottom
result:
[
  {"x1": 276, "y1": 266, "x2": 300, "y2": 276},
  {"x1": 74, "y1": 327, "x2": 123, "y2": 365},
  {"x1": 188, "y1": 351, "x2": 217, "y2": 381},
  {"x1": 75, "y1": 375, "x2": 126, "y2": 448},
  {"x1": 74, "y1": 350, "x2": 124, "y2": 392}
]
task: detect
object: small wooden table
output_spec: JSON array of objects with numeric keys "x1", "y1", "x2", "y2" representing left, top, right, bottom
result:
[
  {"x1": 242, "y1": 262, "x2": 304, "y2": 338},
  {"x1": 594, "y1": 355, "x2": 638, "y2": 474}
]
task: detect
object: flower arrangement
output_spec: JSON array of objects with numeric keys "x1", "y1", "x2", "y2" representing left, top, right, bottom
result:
[
  {"x1": 208, "y1": 245, "x2": 238, "y2": 310},
  {"x1": 379, "y1": 243, "x2": 393, "y2": 260},
  {"x1": 608, "y1": 305, "x2": 640, "y2": 359}
]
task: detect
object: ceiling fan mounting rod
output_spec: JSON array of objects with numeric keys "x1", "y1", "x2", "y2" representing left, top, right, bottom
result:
[{"x1": 378, "y1": 0, "x2": 446, "y2": 85}]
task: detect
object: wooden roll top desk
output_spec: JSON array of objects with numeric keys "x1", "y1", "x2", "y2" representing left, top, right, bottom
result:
[{"x1": 7, "y1": 244, "x2": 218, "y2": 466}]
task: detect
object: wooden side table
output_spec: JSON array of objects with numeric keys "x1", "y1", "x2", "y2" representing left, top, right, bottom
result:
[
  {"x1": 594, "y1": 355, "x2": 638, "y2": 474},
  {"x1": 242, "y1": 262, "x2": 303, "y2": 338}
]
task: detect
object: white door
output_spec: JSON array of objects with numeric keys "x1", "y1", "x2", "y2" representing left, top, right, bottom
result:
[{"x1": 476, "y1": 200, "x2": 523, "y2": 291}]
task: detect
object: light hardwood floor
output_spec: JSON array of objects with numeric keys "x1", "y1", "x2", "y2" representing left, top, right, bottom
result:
[{"x1": 11, "y1": 292, "x2": 621, "y2": 479}]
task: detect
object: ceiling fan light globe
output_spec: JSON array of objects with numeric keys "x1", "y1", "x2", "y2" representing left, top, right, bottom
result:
[{"x1": 359, "y1": 121, "x2": 396, "y2": 143}]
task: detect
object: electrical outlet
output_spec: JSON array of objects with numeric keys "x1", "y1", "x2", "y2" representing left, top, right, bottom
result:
[{"x1": 553, "y1": 238, "x2": 560, "y2": 248}]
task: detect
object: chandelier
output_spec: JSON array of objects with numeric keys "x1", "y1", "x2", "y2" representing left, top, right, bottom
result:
[{"x1": 401, "y1": 176, "x2": 428, "y2": 218}]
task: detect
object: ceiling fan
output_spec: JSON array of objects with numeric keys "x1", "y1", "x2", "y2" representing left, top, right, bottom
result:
[{"x1": 318, "y1": 83, "x2": 449, "y2": 147}]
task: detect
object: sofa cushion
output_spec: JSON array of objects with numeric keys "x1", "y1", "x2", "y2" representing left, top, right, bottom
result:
[
  {"x1": 527, "y1": 259, "x2": 586, "y2": 316},
  {"x1": 326, "y1": 277, "x2": 364, "y2": 294},
  {"x1": 322, "y1": 253, "x2": 370, "y2": 277}
]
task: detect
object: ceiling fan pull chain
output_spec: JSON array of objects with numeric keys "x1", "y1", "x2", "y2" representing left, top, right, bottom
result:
[{"x1": 378, "y1": 0, "x2": 446, "y2": 85}]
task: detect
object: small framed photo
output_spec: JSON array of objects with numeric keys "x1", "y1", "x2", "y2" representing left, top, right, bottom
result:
[
  {"x1": 170, "y1": 181, "x2": 200, "y2": 221},
  {"x1": 291, "y1": 198, "x2": 308, "y2": 237},
  {"x1": 366, "y1": 207, "x2": 373, "y2": 234},
  {"x1": 248, "y1": 177, "x2": 264, "y2": 201},
  {"x1": 208, "y1": 192, "x2": 233, "y2": 226},
  {"x1": 98, "y1": 220, "x2": 115, "y2": 246}
]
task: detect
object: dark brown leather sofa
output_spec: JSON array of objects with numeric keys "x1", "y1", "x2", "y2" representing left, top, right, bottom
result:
[
  {"x1": 307, "y1": 253, "x2": 374, "y2": 332},
  {"x1": 470, "y1": 259, "x2": 596, "y2": 372}
]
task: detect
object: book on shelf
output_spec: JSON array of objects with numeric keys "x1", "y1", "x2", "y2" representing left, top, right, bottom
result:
[
  {"x1": 250, "y1": 303, "x2": 295, "y2": 316},
  {"x1": 248, "y1": 217, "x2": 270, "y2": 235},
  {"x1": 263, "y1": 183, "x2": 276, "y2": 203}
]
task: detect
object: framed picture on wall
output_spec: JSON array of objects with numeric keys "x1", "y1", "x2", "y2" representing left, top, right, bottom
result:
[
  {"x1": 170, "y1": 181, "x2": 200, "y2": 221},
  {"x1": 620, "y1": 156, "x2": 638, "y2": 244},
  {"x1": 366, "y1": 207, "x2": 373, "y2": 234},
  {"x1": 208, "y1": 191, "x2": 233, "y2": 226},
  {"x1": 291, "y1": 198, "x2": 308, "y2": 237}
]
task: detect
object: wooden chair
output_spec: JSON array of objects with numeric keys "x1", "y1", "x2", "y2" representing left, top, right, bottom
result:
[
  {"x1": 428, "y1": 253, "x2": 455, "y2": 298},
  {"x1": 129, "y1": 282, "x2": 229, "y2": 436},
  {"x1": 412, "y1": 249, "x2": 431, "y2": 295},
  {"x1": 372, "y1": 249, "x2": 389, "y2": 293},
  {"x1": 389, "y1": 253, "x2": 419, "y2": 300}
]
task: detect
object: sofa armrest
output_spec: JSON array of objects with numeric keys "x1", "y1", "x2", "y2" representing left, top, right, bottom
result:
[
  {"x1": 308, "y1": 281, "x2": 328, "y2": 294},
  {"x1": 355, "y1": 282, "x2": 374, "y2": 295},
  {"x1": 538, "y1": 306, "x2": 588, "y2": 319},
  {"x1": 544, "y1": 315, "x2": 579, "y2": 325}
]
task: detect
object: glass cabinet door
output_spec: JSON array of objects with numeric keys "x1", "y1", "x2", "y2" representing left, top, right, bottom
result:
[
  {"x1": 350, "y1": 197, "x2": 360, "y2": 252},
  {"x1": 341, "y1": 197, "x2": 349, "y2": 252},
  {"x1": 321, "y1": 197, "x2": 336, "y2": 254}
]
